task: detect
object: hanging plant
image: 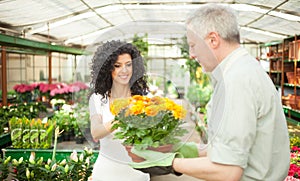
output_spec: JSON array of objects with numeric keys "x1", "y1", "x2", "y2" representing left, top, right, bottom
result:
[{"x1": 132, "y1": 33, "x2": 149, "y2": 68}]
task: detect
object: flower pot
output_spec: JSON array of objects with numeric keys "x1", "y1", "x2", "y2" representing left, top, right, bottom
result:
[
  {"x1": 0, "y1": 133, "x2": 11, "y2": 148},
  {"x1": 75, "y1": 136, "x2": 85, "y2": 144},
  {"x1": 124, "y1": 144, "x2": 173, "y2": 163}
]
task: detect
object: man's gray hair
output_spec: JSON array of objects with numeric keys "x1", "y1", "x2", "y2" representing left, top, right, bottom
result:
[{"x1": 186, "y1": 4, "x2": 240, "y2": 43}]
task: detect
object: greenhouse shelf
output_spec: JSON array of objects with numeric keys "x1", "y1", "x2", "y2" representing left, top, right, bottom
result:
[{"x1": 283, "y1": 106, "x2": 300, "y2": 125}]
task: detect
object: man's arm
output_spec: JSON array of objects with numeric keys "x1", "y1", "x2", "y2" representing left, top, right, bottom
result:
[
  {"x1": 173, "y1": 157, "x2": 243, "y2": 181},
  {"x1": 198, "y1": 146, "x2": 207, "y2": 157}
]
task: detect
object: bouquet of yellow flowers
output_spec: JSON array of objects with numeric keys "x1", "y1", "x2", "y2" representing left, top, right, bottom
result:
[{"x1": 110, "y1": 95, "x2": 188, "y2": 150}]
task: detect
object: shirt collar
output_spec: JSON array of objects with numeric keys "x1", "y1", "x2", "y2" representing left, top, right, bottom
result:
[{"x1": 209, "y1": 47, "x2": 247, "y2": 87}]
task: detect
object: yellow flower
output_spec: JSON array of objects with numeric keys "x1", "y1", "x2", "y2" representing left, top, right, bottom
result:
[
  {"x1": 172, "y1": 104, "x2": 186, "y2": 119},
  {"x1": 110, "y1": 98, "x2": 130, "y2": 115},
  {"x1": 37, "y1": 119, "x2": 42, "y2": 126},
  {"x1": 165, "y1": 98, "x2": 175, "y2": 110}
]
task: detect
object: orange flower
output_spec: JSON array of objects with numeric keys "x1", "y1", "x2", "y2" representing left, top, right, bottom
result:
[
  {"x1": 132, "y1": 95, "x2": 150, "y2": 102},
  {"x1": 145, "y1": 105, "x2": 160, "y2": 116},
  {"x1": 30, "y1": 119, "x2": 35, "y2": 127},
  {"x1": 126, "y1": 100, "x2": 144, "y2": 116},
  {"x1": 150, "y1": 96, "x2": 166, "y2": 105},
  {"x1": 111, "y1": 95, "x2": 187, "y2": 119},
  {"x1": 44, "y1": 122, "x2": 49, "y2": 129}
]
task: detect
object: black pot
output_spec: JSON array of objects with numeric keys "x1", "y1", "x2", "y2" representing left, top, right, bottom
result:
[{"x1": 75, "y1": 136, "x2": 85, "y2": 144}]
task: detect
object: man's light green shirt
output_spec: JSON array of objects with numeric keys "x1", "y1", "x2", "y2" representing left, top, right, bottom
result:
[{"x1": 206, "y1": 47, "x2": 290, "y2": 180}]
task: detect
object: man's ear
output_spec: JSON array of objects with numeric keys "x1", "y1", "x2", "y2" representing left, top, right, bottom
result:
[{"x1": 206, "y1": 32, "x2": 220, "y2": 49}]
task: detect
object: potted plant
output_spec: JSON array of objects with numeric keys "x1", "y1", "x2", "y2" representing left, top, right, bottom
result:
[
  {"x1": 110, "y1": 95, "x2": 188, "y2": 162},
  {"x1": 51, "y1": 105, "x2": 76, "y2": 141},
  {"x1": 50, "y1": 99, "x2": 66, "y2": 111},
  {"x1": 73, "y1": 105, "x2": 89, "y2": 144},
  {"x1": 9, "y1": 117, "x2": 54, "y2": 149},
  {"x1": 13, "y1": 84, "x2": 34, "y2": 103},
  {"x1": 0, "y1": 102, "x2": 47, "y2": 149}
]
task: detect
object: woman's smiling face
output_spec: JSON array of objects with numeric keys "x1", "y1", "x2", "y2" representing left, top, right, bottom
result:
[{"x1": 111, "y1": 53, "x2": 133, "y2": 86}]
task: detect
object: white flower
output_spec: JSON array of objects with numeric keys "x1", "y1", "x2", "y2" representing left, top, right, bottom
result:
[
  {"x1": 60, "y1": 159, "x2": 67, "y2": 166},
  {"x1": 29, "y1": 152, "x2": 36, "y2": 164},
  {"x1": 12, "y1": 159, "x2": 19, "y2": 166},
  {"x1": 51, "y1": 163, "x2": 57, "y2": 171},
  {"x1": 26, "y1": 168, "x2": 30, "y2": 179},
  {"x1": 70, "y1": 150, "x2": 78, "y2": 162},
  {"x1": 37, "y1": 157, "x2": 43, "y2": 165},
  {"x1": 47, "y1": 158, "x2": 52, "y2": 165},
  {"x1": 64, "y1": 164, "x2": 69, "y2": 173},
  {"x1": 4, "y1": 156, "x2": 11, "y2": 165},
  {"x1": 18, "y1": 157, "x2": 23, "y2": 164},
  {"x1": 84, "y1": 147, "x2": 93, "y2": 155},
  {"x1": 85, "y1": 157, "x2": 90, "y2": 166},
  {"x1": 79, "y1": 153, "x2": 84, "y2": 162}
]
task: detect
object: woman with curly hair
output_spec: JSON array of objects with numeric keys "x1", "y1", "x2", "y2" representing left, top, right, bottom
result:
[{"x1": 88, "y1": 40, "x2": 150, "y2": 180}]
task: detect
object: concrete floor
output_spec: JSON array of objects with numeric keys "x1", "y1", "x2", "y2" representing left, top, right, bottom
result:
[{"x1": 151, "y1": 174, "x2": 201, "y2": 181}]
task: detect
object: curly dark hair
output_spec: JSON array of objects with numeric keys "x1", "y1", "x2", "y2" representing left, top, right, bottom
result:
[{"x1": 89, "y1": 40, "x2": 149, "y2": 101}]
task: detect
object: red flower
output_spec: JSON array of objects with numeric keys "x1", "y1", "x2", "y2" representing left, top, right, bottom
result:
[
  {"x1": 13, "y1": 167, "x2": 17, "y2": 174},
  {"x1": 292, "y1": 146, "x2": 300, "y2": 152},
  {"x1": 291, "y1": 153, "x2": 298, "y2": 159},
  {"x1": 38, "y1": 83, "x2": 57, "y2": 93},
  {"x1": 71, "y1": 82, "x2": 88, "y2": 90},
  {"x1": 13, "y1": 84, "x2": 34, "y2": 93}
]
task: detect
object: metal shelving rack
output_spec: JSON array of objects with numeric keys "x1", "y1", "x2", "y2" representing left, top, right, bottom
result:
[{"x1": 260, "y1": 35, "x2": 300, "y2": 123}]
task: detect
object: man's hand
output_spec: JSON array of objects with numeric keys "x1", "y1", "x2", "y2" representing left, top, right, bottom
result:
[
  {"x1": 129, "y1": 148, "x2": 183, "y2": 176},
  {"x1": 129, "y1": 142, "x2": 199, "y2": 177}
]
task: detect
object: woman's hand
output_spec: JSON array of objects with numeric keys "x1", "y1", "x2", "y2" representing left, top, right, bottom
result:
[
  {"x1": 90, "y1": 115, "x2": 115, "y2": 140},
  {"x1": 104, "y1": 120, "x2": 118, "y2": 133}
]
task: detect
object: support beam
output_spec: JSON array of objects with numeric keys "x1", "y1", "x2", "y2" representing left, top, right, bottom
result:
[
  {"x1": 0, "y1": 33, "x2": 89, "y2": 55},
  {"x1": 48, "y1": 52, "x2": 52, "y2": 84},
  {"x1": 1, "y1": 46, "x2": 7, "y2": 106}
]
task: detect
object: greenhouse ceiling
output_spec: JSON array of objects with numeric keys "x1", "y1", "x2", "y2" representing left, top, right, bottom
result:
[{"x1": 0, "y1": 0, "x2": 299, "y2": 47}]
